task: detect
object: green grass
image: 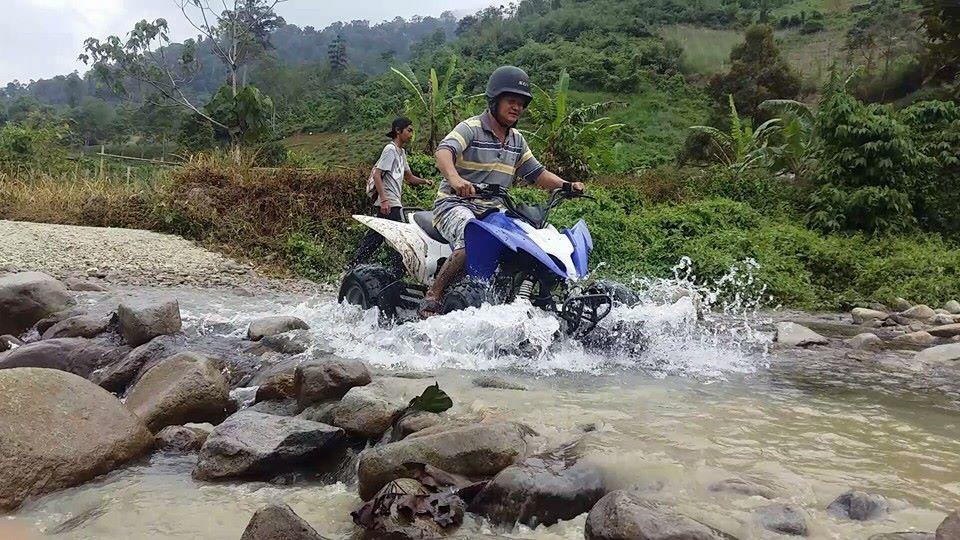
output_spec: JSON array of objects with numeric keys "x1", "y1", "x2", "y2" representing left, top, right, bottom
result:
[
  {"x1": 660, "y1": 25, "x2": 744, "y2": 75},
  {"x1": 284, "y1": 130, "x2": 385, "y2": 169}
]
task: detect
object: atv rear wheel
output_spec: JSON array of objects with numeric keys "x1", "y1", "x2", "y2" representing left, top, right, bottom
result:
[
  {"x1": 442, "y1": 278, "x2": 494, "y2": 314},
  {"x1": 339, "y1": 265, "x2": 401, "y2": 317}
]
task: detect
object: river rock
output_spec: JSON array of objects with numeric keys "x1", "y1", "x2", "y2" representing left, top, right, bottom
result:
[
  {"x1": 193, "y1": 411, "x2": 345, "y2": 480},
  {"x1": 117, "y1": 297, "x2": 182, "y2": 347},
  {"x1": 124, "y1": 352, "x2": 233, "y2": 432},
  {"x1": 155, "y1": 424, "x2": 211, "y2": 453},
  {"x1": 931, "y1": 314, "x2": 955, "y2": 326},
  {"x1": 0, "y1": 368, "x2": 153, "y2": 511},
  {"x1": 915, "y1": 343, "x2": 960, "y2": 364},
  {"x1": 945, "y1": 301, "x2": 960, "y2": 315},
  {"x1": 0, "y1": 337, "x2": 130, "y2": 379},
  {"x1": 241, "y1": 504, "x2": 329, "y2": 540},
  {"x1": 827, "y1": 490, "x2": 889, "y2": 521},
  {"x1": 470, "y1": 442, "x2": 607, "y2": 527},
  {"x1": 392, "y1": 411, "x2": 443, "y2": 441},
  {"x1": 250, "y1": 356, "x2": 302, "y2": 402},
  {"x1": 893, "y1": 331, "x2": 936, "y2": 346},
  {"x1": 357, "y1": 421, "x2": 535, "y2": 500},
  {"x1": 929, "y1": 324, "x2": 960, "y2": 338},
  {"x1": 853, "y1": 308, "x2": 889, "y2": 325},
  {"x1": 63, "y1": 278, "x2": 109, "y2": 292},
  {"x1": 585, "y1": 489, "x2": 719, "y2": 540},
  {"x1": 0, "y1": 335, "x2": 22, "y2": 352},
  {"x1": 902, "y1": 305, "x2": 936, "y2": 320},
  {"x1": 937, "y1": 509, "x2": 960, "y2": 540},
  {"x1": 0, "y1": 272, "x2": 75, "y2": 336},
  {"x1": 869, "y1": 533, "x2": 935, "y2": 540},
  {"x1": 295, "y1": 355, "x2": 371, "y2": 409},
  {"x1": 41, "y1": 313, "x2": 113, "y2": 340},
  {"x1": 90, "y1": 334, "x2": 185, "y2": 393},
  {"x1": 248, "y1": 316, "x2": 310, "y2": 341},
  {"x1": 298, "y1": 383, "x2": 404, "y2": 439},
  {"x1": 754, "y1": 503, "x2": 808, "y2": 536},
  {"x1": 894, "y1": 298, "x2": 913, "y2": 311},
  {"x1": 473, "y1": 374, "x2": 529, "y2": 390},
  {"x1": 259, "y1": 330, "x2": 312, "y2": 355},
  {"x1": 708, "y1": 477, "x2": 776, "y2": 499},
  {"x1": 775, "y1": 322, "x2": 829, "y2": 347},
  {"x1": 249, "y1": 398, "x2": 300, "y2": 416},
  {"x1": 846, "y1": 333, "x2": 883, "y2": 351}
]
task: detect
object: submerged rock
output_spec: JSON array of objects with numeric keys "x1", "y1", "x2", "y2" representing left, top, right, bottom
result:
[
  {"x1": 0, "y1": 368, "x2": 153, "y2": 511},
  {"x1": 754, "y1": 503, "x2": 808, "y2": 536},
  {"x1": 294, "y1": 355, "x2": 371, "y2": 409},
  {"x1": 470, "y1": 441, "x2": 607, "y2": 527},
  {"x1": 775, "y1": 322, "x2": 829, "y2": 347},
  {"x1": 902, "y1": 305, "x2": 936, "y2": 320},
  {"x1": 846, "y1": 333, "x2": 883, "y2": 351},
  {"x1": 124, "y1": 352, "x2": 233, "y2": 432},
  {"x1": 0, "y1": 272, "x2": 75, "y2": 336},
  {"x1": 937, "y1": 509, "x2": 960, "y2": 540},
  {"x1": 241, "y1": 504, "x2": 329, "y2": 540},
  {"x1": 827, "y1": 490, "x2": 889, "y2": 521},
  {"x1": 853, "y1": 308, "x2": 888, "y2": 325},
  {"x1": 472, "y1": 375, "x2": 529, "y2": 390},
  {"x1": 708, "y1": 477, "x2": 776, "y2": 499},
  {"x1": 298, "y1": 383, "x2": 403, "y2": 439},
  {"x1": 915, "y1": 343, "x2": 960, "y2": 364},
  {"x1": 357, "y1": 421, "x2": 535, "y2": 500},
  {"x1": 117, "y1": 297, "x2": 182, "y2": 347},
  {"x1": 247, "y1": 316, "x2": 310, "y2": 341},
  {"x1": 585, "y1": 489, "x2": 720, "y2": 540},
  {"x1": 155, "y1": 424, "x2": 210, "y2": 453},
  {"x1": 259, "y1": 330, "x2": 313, "y2": 355},
  {"x1": 0, "y1": 337, "x2": 129, "y2": 379},
  {"x1": 193, "y1": 411, "x2": 345, "y2": 480}
]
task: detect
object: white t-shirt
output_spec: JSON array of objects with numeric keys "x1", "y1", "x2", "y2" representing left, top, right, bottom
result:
[{"x1": 367, "y1": 142, "x2": 411, "y2": 207}]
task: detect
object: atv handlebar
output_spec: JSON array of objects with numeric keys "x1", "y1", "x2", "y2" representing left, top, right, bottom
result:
[{"x1": 467, "y1": 183, "x2": 591, "y2": 228}]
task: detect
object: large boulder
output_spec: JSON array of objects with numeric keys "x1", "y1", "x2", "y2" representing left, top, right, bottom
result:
[
  {"x1": 259, "y1": 330, "x2": 313, "y2": 355},
  {"x1": 298, "y1": 383, "x2": 404, "y2": 439},
  {"x1": 585, "y1": 489, "x2": 720, "y2": 540},
  {"x1": 902, "y1": 305, "x2": 937, "y2": 320},
  {"x1": 193, "y1": 411, "x2": 345, "y2": 480},
  {"x1": 294, "y1": 355, "x2": 371, "y2": 409},
  {"x1": 0, "y1": 272, "x2": 75, "y2": 336},
  {"x1": 915, "y1": 343, "x2": 960, "y2": 364},
  {"x1": 0, "y1": 368, "x2": 153, "y2": 510},
  {"x1": 754, "y1": 503, "x2": 808, "y2": 536},
  {"x1": 775, "y1": 322, "x2": 828, "y2": 347},
  {"x1": 0, "y1": 338, "x2": 130, "y2": 379},
  {"x1": 41, "y1": 313, "x2": 113, "y2": 340},
  {"x1": 853, "y1": 308, "x2": 888, "y2": 325},
  {"x1": 929, "y1": 324, "x2": 960, "y2": 339},
  {"x1": 248, "y1": 316, "x2": 310, "y2": 341},
  {"x1": 250, "y1": 356, "x2": 302, "y2": 402},
  {"x1": 470, "y1": 442, "x2": 607, "y2": 527},
  {"x1": 117, "y1": 297, "x2": 182, "y2": 347},
  {"x1": 241, "y1": 504, "x2": 329, "y2": 540},
  {"x1": 124, "y1": 352, "x2": 233, "y2": 432},
  {"x1": 827, "y1": 490, "x2": 889, "y2": 521},
  {"x1": 90, "y1": 334, "x2": 186, "y2": 393},
  {"x1": 937, "y1": 510, "x2": 960, "y2": 540},
  {"x1": 154, "y1": 424, "x2": 213, "y2": 453},
  {"x1": 357, "y1": 421, "x2": 535, "y2": 500}
]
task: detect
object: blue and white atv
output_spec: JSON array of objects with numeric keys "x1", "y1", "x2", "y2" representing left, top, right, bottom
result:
[{"x1": 338, "y1": 183, "x2": 639, "y2": 337}]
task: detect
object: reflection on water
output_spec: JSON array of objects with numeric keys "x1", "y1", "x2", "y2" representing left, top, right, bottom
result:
[{"x1": 7, "y1": 275, "x2": 960, "y2": 539}]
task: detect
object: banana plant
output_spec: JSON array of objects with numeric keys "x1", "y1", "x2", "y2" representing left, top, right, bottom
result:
[
  {"x1": 391, "y1": 55, "x2": 470, "y2": 153},
  {"x1": 690, "y1": 94, "x2": 780, "y2": 174},
  {"x1": 758, "y1": 99, "x2": 818, "y2": 181}
]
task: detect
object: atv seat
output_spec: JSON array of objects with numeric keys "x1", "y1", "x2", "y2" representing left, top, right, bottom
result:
[{"x1": 413, "y1": 211, "x2": 450, "y2": 244}]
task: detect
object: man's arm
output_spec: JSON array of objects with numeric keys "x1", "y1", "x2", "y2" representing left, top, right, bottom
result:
[
  {"x1": 533, "y1": 169, "x2": 585, "y2": 193},
  {"x1": 436, "y1": 148, "x2": 475, "y2": 197},
  {"x1": 404, "y1": 168, "x2": 432, "y2": 186},
  {"x1": 371, "y1": 168, "x2": 390, "y2": 214}
]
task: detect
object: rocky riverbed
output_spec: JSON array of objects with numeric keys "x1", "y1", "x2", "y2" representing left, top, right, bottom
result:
[{"x1": 1, "y1": 221, "x2": 959, "y2": 540}]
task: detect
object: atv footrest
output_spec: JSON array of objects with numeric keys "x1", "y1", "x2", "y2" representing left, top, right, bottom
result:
[{"x1": 560, "y1": 293, "x2": 613, "y2": 336}]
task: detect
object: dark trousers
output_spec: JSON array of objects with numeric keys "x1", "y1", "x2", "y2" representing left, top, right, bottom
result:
[{"x1": 349, "y1": 206, "x2": 404, "y2": 270}]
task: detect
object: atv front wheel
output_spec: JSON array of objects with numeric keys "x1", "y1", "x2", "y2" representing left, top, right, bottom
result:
[
  {"x1": 442, "y1": 278, "x2": 494, "y2": 314},
  {"x1": 588, "y1": 280, "x2": 640, "y2": 306},
  {"x1": 338, "y1": 265, "x2": 401, "y2": 317}
]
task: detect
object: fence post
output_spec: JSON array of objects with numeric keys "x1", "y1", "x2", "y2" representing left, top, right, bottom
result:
[{"x1": 99, "y1": 145, "x2": 105, "y2": 180}]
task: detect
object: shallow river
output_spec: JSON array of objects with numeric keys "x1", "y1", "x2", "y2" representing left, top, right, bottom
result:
[{"x1": 5, "y1": 281, "x2": 959, "y2": 539}]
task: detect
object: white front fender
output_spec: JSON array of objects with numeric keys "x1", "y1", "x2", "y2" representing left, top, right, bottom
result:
[{"x1": 353, "y1": 215, "x2": 450, "y2": 285}]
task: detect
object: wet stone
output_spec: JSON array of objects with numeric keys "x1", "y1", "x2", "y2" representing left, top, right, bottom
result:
[
  {"x1": 827, "y1": 490, "x2": 889, "y2": 521},
  {"x1": 754, "y1": 503, "x2": 808, "y2": 536},
  {"x1": 709, "y1": 477, "x2": 776, "y2": 499}
]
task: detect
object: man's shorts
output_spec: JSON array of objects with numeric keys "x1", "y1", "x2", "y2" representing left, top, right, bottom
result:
[{"x1": 434, "y1": 205, "x2": 476, "y2": 250}]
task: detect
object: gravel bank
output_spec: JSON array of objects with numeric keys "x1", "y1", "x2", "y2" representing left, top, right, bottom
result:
[{"x1": 0, "y1": 220, "x2": 327, "y2": 293}]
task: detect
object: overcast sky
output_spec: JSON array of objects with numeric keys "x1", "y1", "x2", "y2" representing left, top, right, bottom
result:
[{"x1": 1, "y1": 0, "x2": 496, "y2": 85}]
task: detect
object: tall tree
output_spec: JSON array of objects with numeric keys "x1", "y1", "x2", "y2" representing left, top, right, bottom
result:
[
  {"x1": 918, "y1": 0, "x2": 960, "y2": 87},
  {"x1": 328, "y1": 34, "x2": 348, "y2": 72}
]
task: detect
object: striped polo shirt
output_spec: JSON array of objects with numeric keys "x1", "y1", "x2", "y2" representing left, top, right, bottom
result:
[{"x1": 434, "y1": 111, "x2": 546, "y2": 217}]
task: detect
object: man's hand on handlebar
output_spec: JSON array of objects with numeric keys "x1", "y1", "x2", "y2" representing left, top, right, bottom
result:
[
  {"x1": 449, "y1": 175, "x2": 476, "y2": 198},
  {"x1": 570, "y1": 182, "x2": 586, "y2": 194}
]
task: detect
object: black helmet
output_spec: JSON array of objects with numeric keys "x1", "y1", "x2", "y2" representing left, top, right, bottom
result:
[{"x1": 486, "y1": 66, "x2": 533, "y2": 104}]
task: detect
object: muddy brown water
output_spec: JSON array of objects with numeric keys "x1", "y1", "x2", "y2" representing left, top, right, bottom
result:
[{"x1": 4, "y1": 286, "x2": 959, "y2": 539}]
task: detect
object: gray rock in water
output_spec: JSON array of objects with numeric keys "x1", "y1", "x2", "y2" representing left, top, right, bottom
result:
[
  {"x1": 155, "y1": 425, "x2": 210, "y2": 453},
  {"x1": 775, "y1": 322, "x2": 829, "y2": 347},
  {"x1": 252, "y1": 357, "x2": 302, "y2": 402},
  {"x1": 869, "y1": 533, "x2": 935, "y2": 540},
  {"x1": 945, "y1": 301, "x2": 960, "y2": 315},
  {"x1": 0, "y1": 272, "x2": 75, "y2": 336},
  {"x1": 295, "y1": 355, "x2": 371, "y2": 410},
  {"x1": 298, "y1": 383, "x2": 403, "y2": 439},
  {"x1": 0, "y1": 368, "x2": 153, "y2": 511},
  {"x1": 124, "y1": 352, "x2": 233, "y2": 432},
  {"x1": 937, "y1": 509, "x2": 960, "y2": 540},
  {"x1": 902, "y1": 305, "x2": 936, "y2": 320},
  {"x1": 472, "y1": 375, "x2": 529, "y2": 390},
  {"x1": 894, "y1": 298, "x2": 913, "y2": 312},
  {"x1": 247, "y1": 316, "x2": 310, "y2": 341},
  {"x1": 41, "y1": 314, "x2": 113, "y2": 340},
  {"x1": 240, "y1": 504, "x2": 329, "y2": 540},
  {"x1": 846, "y1": 333, "x2": 883, "y2": 351},
  {"x1": 827, "y1": 490, "x2": 889, "y2": 521},
  {"x1": 853, "y1": 308, "x2": 889, "y2": 325},
  {"x1": 754, "y1": 503, "x2": 808, "y2": 536},
  {"x1": 0, "y1": 338, "x2": 129, "y2": 379},
  {"x1": 391, "y1": 411, "x2": 443, "y2": 441},
  {"x1": 470, "y1": 441, "x2": 607, "y2": 528},
  {"x1": 585, "y1": 489, "x2": 720, "y2": 540},
  {"x1": 260, "y1": 330, "x2": 313, "y2": 355},
  {"x1": 63, "y1": 278, "x2": 109, "y2": 292},
  {"x1": 90, "y1": 334, "x2": 185, "y2": 394},
  {"x1": 929, "y1": 324, "x2": 960, "y2": 338},
  {"x1": 357, "y1": 421, "x2": 536, "y2": 501},
  {"x1": 915, "y1": 343, "x2": 960, "y2": 364},
  {"x1": 893, "y1": 331, "x2": 936, "y2": 346},
  {"x1": 193, "y1": 411, "x2": 345, "y2": 480},
  {"x1": 117, "y1": 298, "x2": 182, "y2": 347},
  {"x1": 708, "y1": 477, "x2": 776, "y2": 499}
]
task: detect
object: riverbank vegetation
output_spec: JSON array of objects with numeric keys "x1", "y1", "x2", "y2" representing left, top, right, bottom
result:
[{"x1": 1, "y1": 0, "x2": 959, "y2": 311}]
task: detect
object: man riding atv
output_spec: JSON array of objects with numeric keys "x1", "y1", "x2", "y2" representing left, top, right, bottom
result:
[{"x1": 420, "y1": 65, "x2": 585, "y2": 318}]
